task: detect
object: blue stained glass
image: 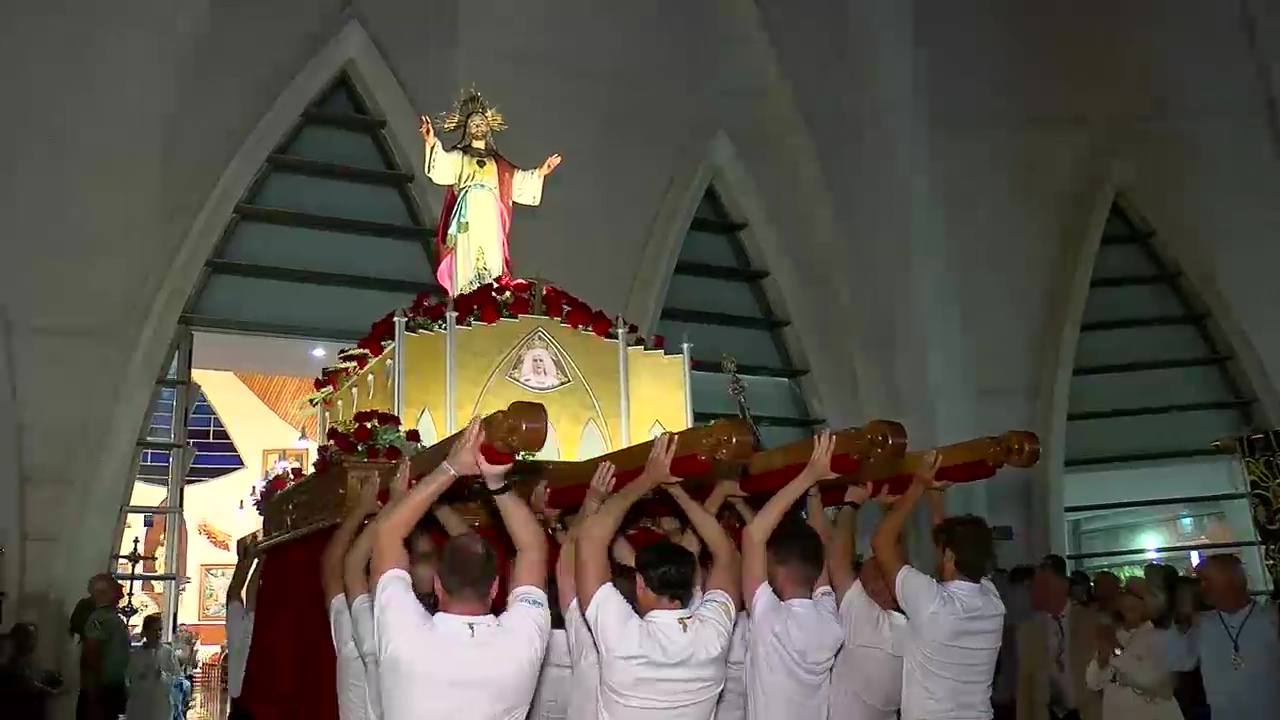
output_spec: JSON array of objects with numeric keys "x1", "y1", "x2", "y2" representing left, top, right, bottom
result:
[{"x1": 135, "y1": 389, "x2": 245, "y2": 486}]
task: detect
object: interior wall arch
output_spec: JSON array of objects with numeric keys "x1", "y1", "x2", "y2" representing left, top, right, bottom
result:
[
  {"x1": 625, "y1": 131, "x2": 857, "y2": 427},
  {"x1": 72, "y1": 16, "x2": 432, "y2": 583},
  {"x1": 1035, "y1": 159, "x2": 1125, "y2": 557}
]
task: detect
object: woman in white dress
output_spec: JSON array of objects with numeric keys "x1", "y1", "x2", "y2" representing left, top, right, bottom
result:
[
  {"x1": 126, "y1": 614, "x2": 180, "y2": 720},
  {"x1": 1085, "y1": 592, "x2": 1183, "y2": 720}
]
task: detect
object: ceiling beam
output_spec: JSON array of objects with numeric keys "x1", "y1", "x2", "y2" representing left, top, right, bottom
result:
[
  {"x1": 204, "y1": 259, "x2": 439, "y2": 295},
  {"x1": 235, "y1": 203, "x2": 433, "y2": 241},
  {"x1": 1063, "y1": 447, "x2": 1226, "y2": 468},
  {"x1": 672, "y1": 262, "x2": 769, "y2": 282},
  {"x1": 1079, "y1": 313, "x2": 1205, "y2": 332},
  {"x1": 688, "y1": 217, "x2": 747, "y2": 235},
  {"x1": 300, "y1": 109, "x2": 386, "y2": 131},
  {"x1": 661, "y1": 308, "x2": 789, "y2": 331},
  {"x1": 1088, "y1": 272, "x2": 1181, "y2": 288},
  {"x1": 178, "y1": 314, "x2": 365, "y2": 343},
  {"x1": 264, "y1": 154, "x2": 413, "y2": 186},
  {"x1": 1067, "y1": 398, "x2": 1252, "y2": 421},
  {"x1": 1072, "y1": 355, "x2": 1230, "y2": 377}
]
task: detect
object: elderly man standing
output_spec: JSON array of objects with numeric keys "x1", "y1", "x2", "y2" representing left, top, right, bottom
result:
[
  {"x1": 1161, "y1": 554, "x2": 1279, "y2": 719},
  {"x1": 78, "y1": 573, "x2": 131, "y2": 720}
]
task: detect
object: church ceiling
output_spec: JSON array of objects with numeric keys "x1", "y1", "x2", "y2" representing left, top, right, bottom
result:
[{"x1": 1064, "y1": 202, "x2": 1255, "y2": 467}]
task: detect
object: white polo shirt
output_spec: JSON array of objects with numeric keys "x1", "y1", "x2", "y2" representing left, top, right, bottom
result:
[
  {"x1": 743, "y1": 584, "x2": 843, "y2": 720},
  {"x1": 829, "y1": 579, "x2": 907, "y2": 719},
  {"x1": 585, "y1": 582, "x2": 736, "y2": 719},
  {"x1": 329, "y1": 595, "x2": 370, "y2": 720},
  {"x1": 225, "y1": 599, "x2": 255, "y2": 699},
  {"x1": 714, "y1": 613, "x2": 749, "y2": 720},
  {"x1": 564, "y1": 599, "x2": 601, "y2": 720},
  {"x1": 530, "y1": 629, "x2": 572, "y2": 719},
  {"x1": 349, "y1": 594, "x2": 382, "y2": 720},
  {"x1": 895, "y1": 566, "x2": 1005, "y2": 720},
  {"x1": 375, "y1": 568, "x2": 551, "y2": 720}
]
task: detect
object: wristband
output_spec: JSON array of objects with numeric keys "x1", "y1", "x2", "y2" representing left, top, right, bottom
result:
[
  {"x1": 484, "y1": 480, "x2": 512, "y2": 497},
  {"x1": 441, "y1": 461, "x2": 459, "y2": 479}
]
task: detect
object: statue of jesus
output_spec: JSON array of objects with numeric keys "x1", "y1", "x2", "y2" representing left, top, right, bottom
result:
[{"x1": 420, "y1": 90, "x2": 562, "y2": 296}]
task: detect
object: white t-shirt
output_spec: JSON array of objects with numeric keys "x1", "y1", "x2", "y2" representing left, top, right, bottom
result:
[
  {"x1": 374, "y1": 568, "x2": 551, "y2": 720},
  {"x1": 743, "y1": 584, "x2": 843, "y2": 720},
  {"x1": 564, "y1": 599, "x2": 601, "y2": 720},
  {"x1": 829, "y1": 580, "x2": 907, "y2": 719},
  {"x1": 585, "y1": 582, "x2": 736, "y2": 719},
  {"x1": 531, "y1": 629, "x2": 573, "y2": 719},
  {"x1": 349, "y1": 594, "x2": 382, "y2": 720},
  {"x1": 330, "y1": 595, "x2": 370, "y2": 720},
  {"x1": 225, "y1": 599, "x2": 255, "y2": 699},
  {"x1": 895, "y1": 566, "x2": 1005, "y2": 720},
  {"x1": 714, "y1": 613, "x2": 749, "y2": 720}
]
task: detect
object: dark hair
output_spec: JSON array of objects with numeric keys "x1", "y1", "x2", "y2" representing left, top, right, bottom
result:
[
  {"x1": 765, "y1": 521, "x2": 826, "y2": 588},
  {"x1": 634, "y1": 540, "x2": 697, "y2": 607},
  {"x1": 142, "y1": 614, "x2": 162, "y2": 632},
  {"x1": 613, "y1": 564, "x2": 639, "y2": 609},
  {"x1": 436, "y1": 534, "x2": 498, "y2": 602},
  {"x1": 1038, "y1": 554, "x2": 1068, "y2": 578},
  {"x1": 932, "y1": 515, "x2": 994, "y2": 583},
  {"x1": 68, "y1": 597, "x2": 96, "y2": 640},
  {"x1": 10, "y1": 623, "x2": 37, "y2": 656},
  {"x1": 546, "y1": 570, "x2": 565, "y2": 631},
  {"x1": 405, "y1": 518, "x2": 440, "y2": 558},
  {"x1": 1009, "y1": 565, "x2": 1035, "y2": 585}
]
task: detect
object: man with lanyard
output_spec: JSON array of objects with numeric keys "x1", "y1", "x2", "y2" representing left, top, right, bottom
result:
[{"x1": 1161, "y1": 554, "x2": 1279, "y2": 718}]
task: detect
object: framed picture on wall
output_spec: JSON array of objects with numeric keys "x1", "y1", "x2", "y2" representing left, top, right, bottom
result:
[
  {"x1": 262, "y1": 448, "x2": 308, "y2": 474},
  {"x1": 198, "y1": 564, "x2": 236, "y2": 621}
]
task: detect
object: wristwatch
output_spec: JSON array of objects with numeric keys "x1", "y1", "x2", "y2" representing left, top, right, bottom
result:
[{"x1": 484, "y1": 480, "x2": 513, "y2": 497}]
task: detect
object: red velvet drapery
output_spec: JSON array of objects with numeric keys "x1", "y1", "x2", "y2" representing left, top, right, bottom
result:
[{"x1": 238, "y1": 529, "x2": 340, "y2": 720}]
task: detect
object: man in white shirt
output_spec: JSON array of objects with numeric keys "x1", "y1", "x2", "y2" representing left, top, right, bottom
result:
[
  {"x1": 575, "y1": 434, "x2": 740, "y2": 720},
  {"x1": 827, "y1": 484, "x2": 907, "y2": 720},
  {"x1": 371, "y1": 418, "x2": 551, "y2": 720},
  {"x1": 322, "y1": 473, "x2": 383, "y2": 720},
  {"x1": 226, "y1": 532, "x2": 262, "y2": 720},
  {"x1": 716, "y1": 495, "x2": 756, "y2": 720},
  {"x1": 872, "y1": 451, "x2": 1006, "y2": 720},
  {"x1": 740, "y1": 432, "x2": 844, "y2": 720}
]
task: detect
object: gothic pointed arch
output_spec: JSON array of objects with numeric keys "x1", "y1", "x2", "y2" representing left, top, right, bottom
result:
[
  {"x1": 1059, "y1": 199, "x2": 1267, "y2": 584},
  {"x1": 579, "y1": 419, "x2": 608, "y2": 460}
]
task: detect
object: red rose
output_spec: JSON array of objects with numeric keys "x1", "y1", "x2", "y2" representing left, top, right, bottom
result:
[
  {"x1": 455, "y1": 294, "x2": 475, "y2": 319},
  {"x1": 627, "y1": 323, "x2": 638, "y2": 334},
  {"x1": 290, "y1": 467, "x2": 304, "y2": 479},
  {"x1": 507, "y1": 294, "x2": 532, "y2": 316},
  {"x1": 326, "y1": 371, "x2": 342, "y2": 389},
  {"x1": 376, "y1": 412, "x2": 400, "y2": 427},
  {"x1": 494, "y1": 274, "x2": 513, "y2": 289},
  {"x1": 355, "y1": 355, "x2": 369, "y2": 370},
  {"x1": 383, "y1": 445, "x2": 403, "y2": 462},
  {"x1": 424, "y1": 302, "x2": 446, "y2": 322},
  {"x1": 404, "y1": 429, "x2": 422, "y2": 443},
  {"x1": 543, "y1": 293, "x2": 564, "y2": 319},
  {"x1": 565, "y1": 306, "x2": 591, "y2": 329},
  {"x1": 510, "y1": 278, "x2": 532, "y2": 292},
  {"x1": 313, "y1": 377, "x2": 326, "y2": 392},
  {"x1": 326, "y1": 426, "x2": 343, "y2": 442},
  {"x1": 365, "y1": 445, "x2": 381, "y2": 460},
  {"x1": 478, "y1": 303, "x2": 500, "y2": 324},
  {"x1": 652, "y1": 334, "x2": 665, "y2": 350},
  {"x1": 267, "y1": 476, "x2": 288, "y2": 492},
  {"x1": 353, "y1": 410, "x2": 377, "y2": 424},
  {"x1": 334, "y1": 433, "x2": 358, "y2": 453},
  {"x1": 590, "y1": 310, "x2": 613, "y2": 338},
  {"x1": 352, "y1": 424, "x2": 373, "y2": 443}
]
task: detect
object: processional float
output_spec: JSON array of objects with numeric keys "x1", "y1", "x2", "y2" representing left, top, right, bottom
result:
[{"x1": 237, "y1": 87, "x2": 1041, "y2": 720}]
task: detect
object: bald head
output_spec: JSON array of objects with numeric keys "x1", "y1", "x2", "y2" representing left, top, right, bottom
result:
[{"x1": 1196, "y1": 553, "x2": 1248, "y2": 611}]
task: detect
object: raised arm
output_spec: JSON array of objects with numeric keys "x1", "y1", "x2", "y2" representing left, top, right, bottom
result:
[
  {"x1": 872, "y1": 451, "x2": 943, "y2": 597},
  {"x1": 478, "y1": 436, "x2": 547, "y2": 591},
  {"x1": 568, "y1": 463, "x2": 616, "y2": 538},
  {"x1": 676, "y1": 481, "x2": 738, "y2": 556},
  {"x1": 829, "y1": 484, "x2": 871, "y2": 597},
  {"x1": 805, "y1": 487, "x2": 833, "y2": 589},
  {"x1": 611, "y1": 534, "x2": 637, "y2": 568},
  {"x1": 728, "y1": 496, "x2": 756, "y2": 524},
  {"x1": 369, "y1": 419, "x2": 480, "y2": 583},
  {"x1": 577, "y1": 440, "x2": 674, "y2": 609},
  {"x1": 743, "y1": 432, "x2": 838, "y2": 604},
  {"x1": 323, "y1": 478, "x2": 381, "y2": 601},
  {"x1": 346, "y1": 464, "x2": 410, "y2": 601},
  {"x1": 667, "y1": 483, "x2": 740, "y2": 606},
  {"x1": 433, "y1": 503, "x2": 475, "y2": 537},
  {"x1": 556, "y1": 538, "x2": 578, "y2": 613}
]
